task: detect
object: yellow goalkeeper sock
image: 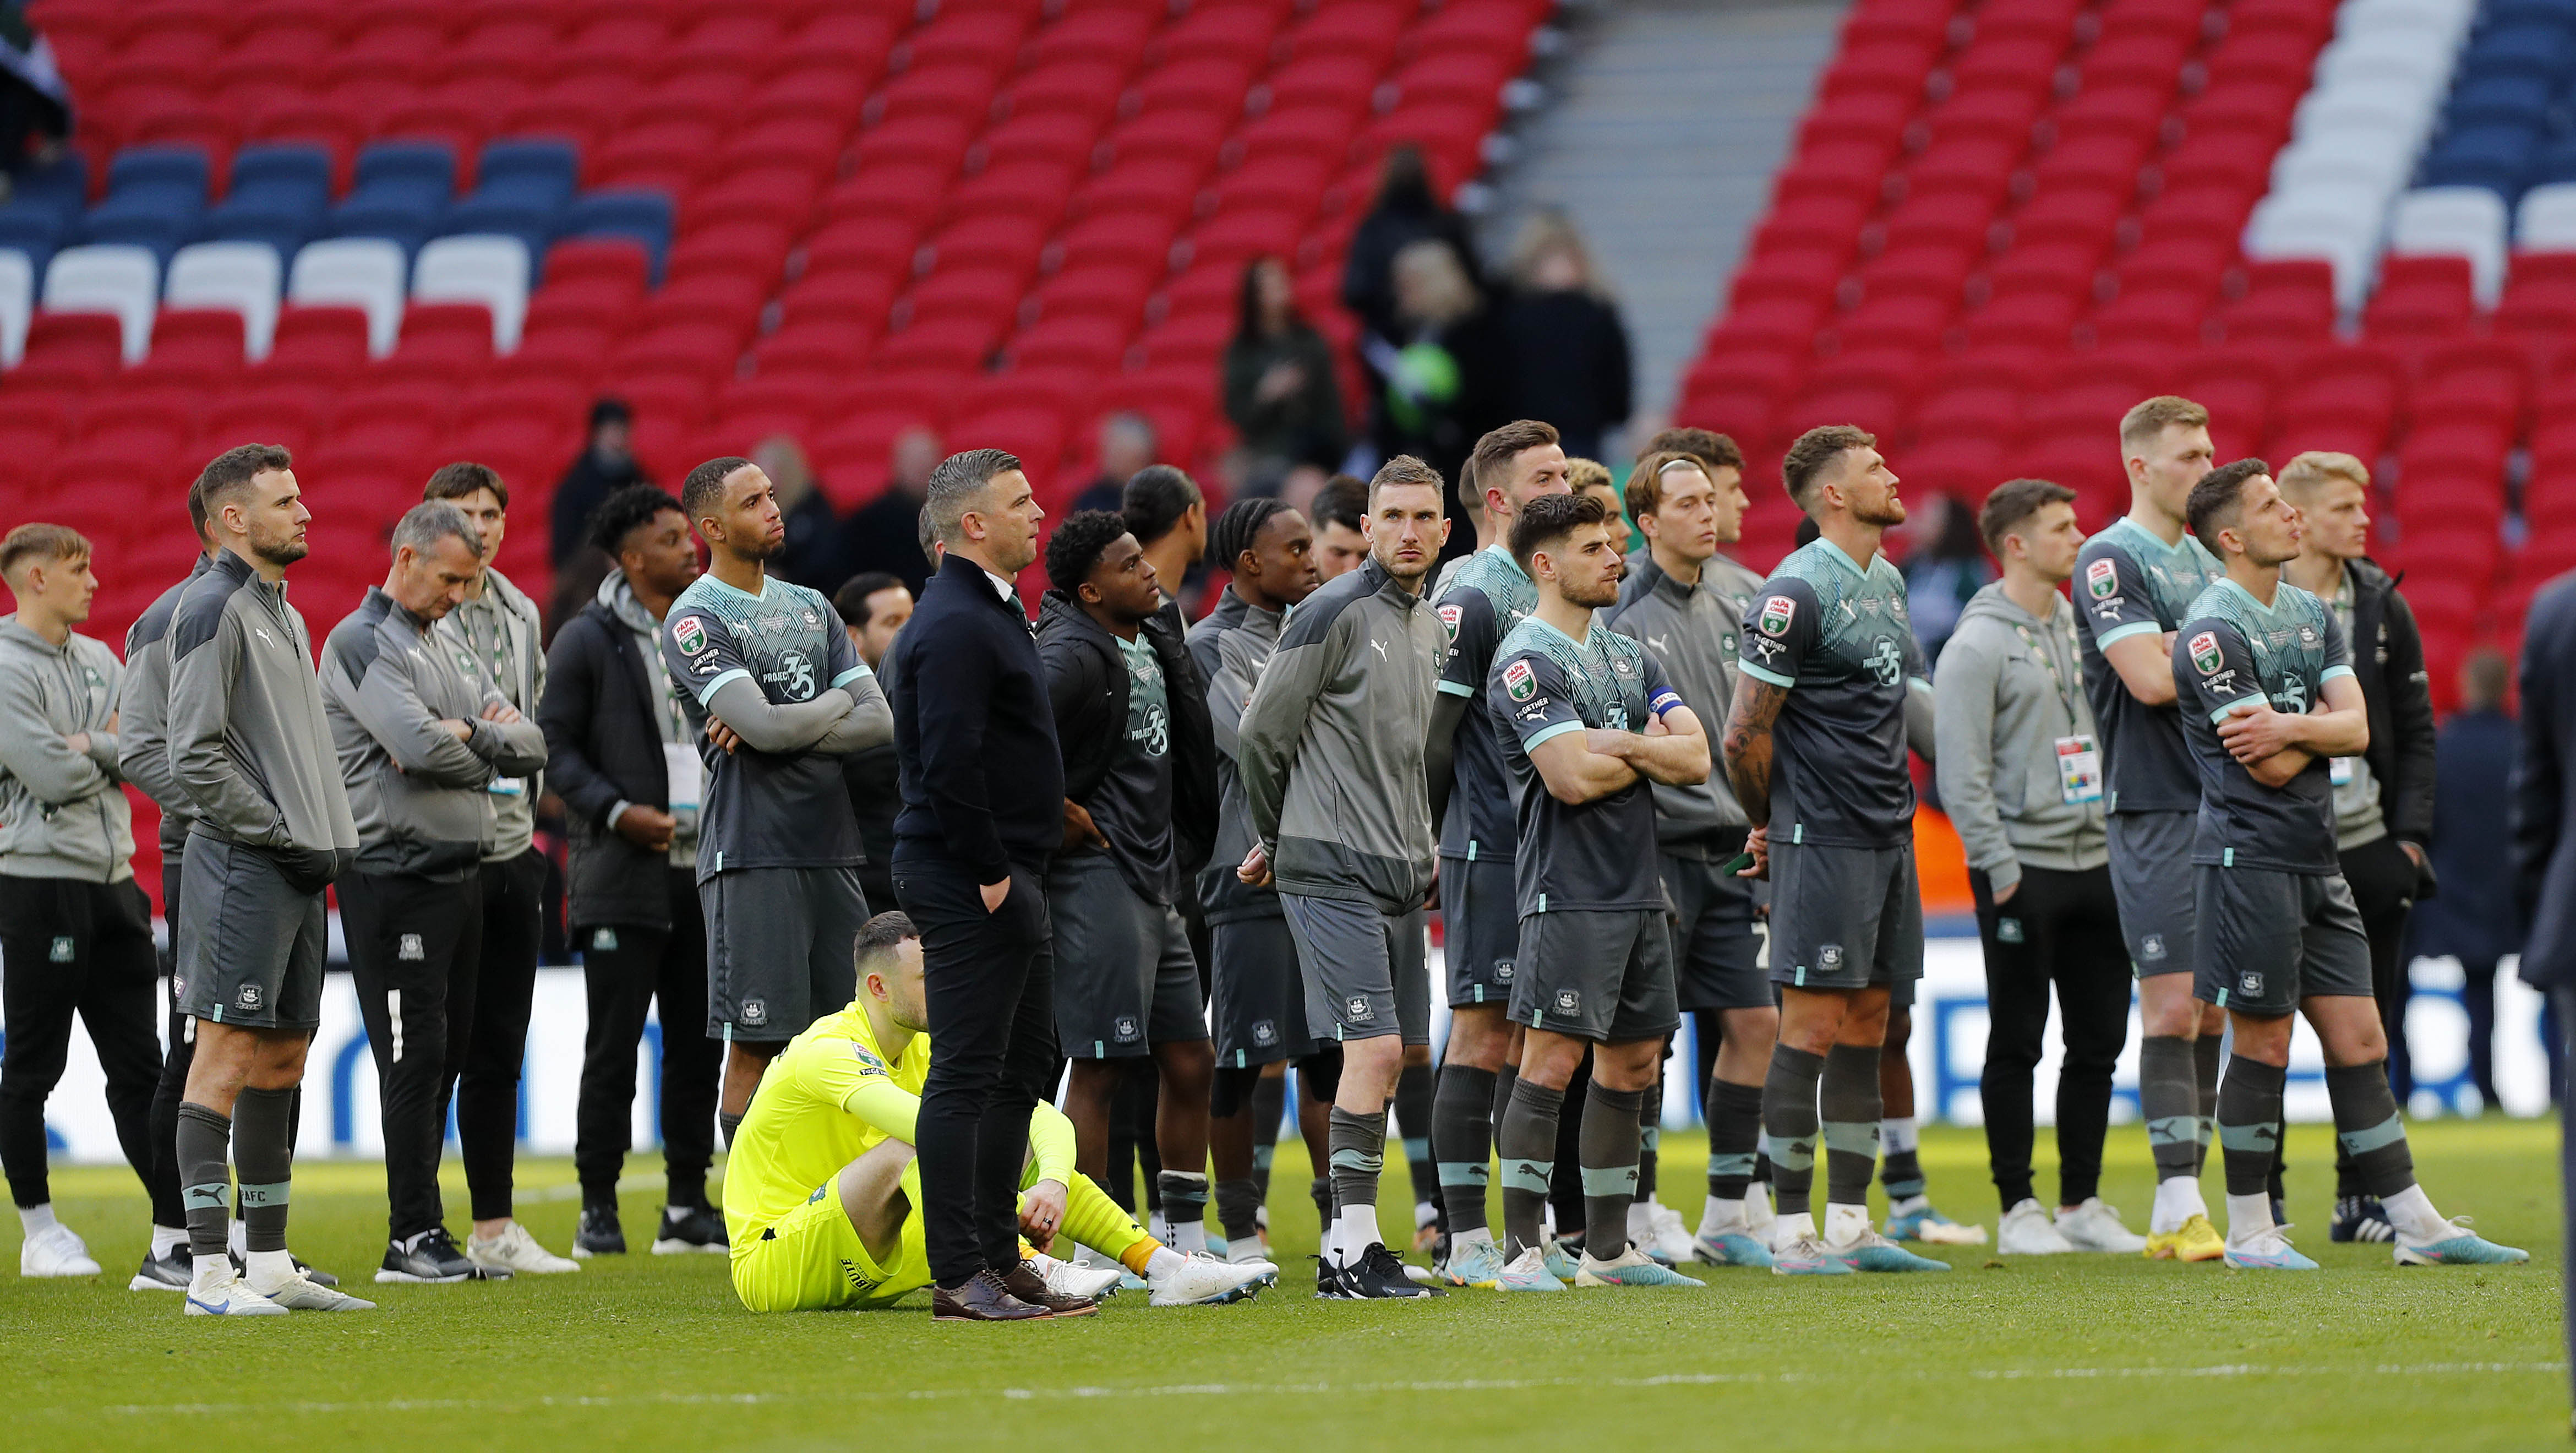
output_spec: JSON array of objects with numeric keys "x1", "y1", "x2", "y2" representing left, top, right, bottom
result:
[{"x1": 1058, "y1": 1172, "x2": 1154, "y2": 1270}]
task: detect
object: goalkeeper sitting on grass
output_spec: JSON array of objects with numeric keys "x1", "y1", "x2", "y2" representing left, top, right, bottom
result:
[{"x1": 725, "y1": 913, "x2": 1278, "y2": 1314}]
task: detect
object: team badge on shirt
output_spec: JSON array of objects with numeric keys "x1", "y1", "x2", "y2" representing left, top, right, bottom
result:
[
  {"x1": 2086, "y1": 558, "x2": 2119, "y2": 600},
  {"x1": 1437, "y1": 603, "x2": 1462, "y2": 643},
  {"x1": 1758, "y1": 595, "x2": 1796, "y2": 635},
  {"x1": 848, "y1": 1042, "x2": 890, "y2": 1076},
  {"x1": 2188, "y1": 632, "x2": 2222, "y2": 674},
  {"x1": 674, "y1": 615, "x2": 708, "y2": 654},
  {"x1": 1503, "y1": 659, "x2": 1536, "y2": 701}
]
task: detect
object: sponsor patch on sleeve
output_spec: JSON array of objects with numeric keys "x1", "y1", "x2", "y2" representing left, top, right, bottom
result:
[
  {"x1": 674, "y1": 614, "x2": 709, "y2": 655},
  {"x1": 1437, "y1": 602, "x2": 1462, "y2": 643},
  {"x1": 1503, "y1": 658, "x2": 1536, "y2": 701},
  {"x1": 1756, "y1": 595, "x2": 1796, "y2": 636},
  {"x1": 2085, "y1": 557, "x2": 2119, "y2": 600},
  {"x1": 2188, "y1": 630, "x2": 2222, "y2": 675}
]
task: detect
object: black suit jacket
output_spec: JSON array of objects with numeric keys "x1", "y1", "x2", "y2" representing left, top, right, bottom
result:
[
  {"x1": 2514, "y1": 571, "x2": 2576, "y2": 989},
  {"x1": 891, "y1": 553, "x2": 1066, "y2": 881}
]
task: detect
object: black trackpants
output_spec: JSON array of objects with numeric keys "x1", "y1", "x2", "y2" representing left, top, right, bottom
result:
[
  {"x1": 2274, "y1": 832, "x2": 2417, "y2": 1200},
  {"x1": 1970, "y1": 864, "x2": 2130, "y2": 1211},
  {"x1": 574, "y1": 868, "x2": 721, "y2": 1209},
  {"x1": 0, "y1": 874, "x2": 161, "y2": 1209},
  {"x1": 343, "y1": 868, "x2": 484, "y2": 1241},
  {"x1": 896, "y1": 853, "x2": 1058, "y2": 1287},
  {"x1": 460, "y1": 850, "x2": 545, "y2": 1223},
  {"x1": 148, "y1": 853, "x2": 190, "y2": 1229}
]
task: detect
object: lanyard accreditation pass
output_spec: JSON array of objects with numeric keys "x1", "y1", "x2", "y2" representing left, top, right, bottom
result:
[
  {"x1": 2019, "y1": 617, "x2": 2102, "y2": 805},
  {"x1": 459, "y1": 601, "x2": 527, "y2": 798},
  {"x1": 642, "y1": 624, "x2": 701, "y2": 813}
]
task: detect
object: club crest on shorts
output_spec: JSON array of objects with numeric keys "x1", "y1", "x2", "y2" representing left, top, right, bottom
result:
[
  {"x1": 1997, "y1": 918, "x2": 2023, "y2": 944},
  {"x1": 1553, "y1": 988, "x2": 1580, "y2": 1015},
  {"x1": 1503, "y1": 659, "x2": 1536, "y2": 702},
  {"x1": 2085, "y1": 558, "x2": 2119, "y2": 600},
  {"x1": 741, "y1": 998, "x2": 767, "y2": 1027},
  {"x1": 48, "y1": 935, "x2": 72, "y2": 962},
  {"x1": 1819, "y1": 944, "x2": 1844, "y2": 969},
  {"x1": 1494, "y1": 957, "x2": 1514, "y2": 982},
  {"x1": 237, "y1": 983, "x2": 262, "y2": 1011},
  {"x1": 592, "y1": 927, "x2": 619, "y2": 952},
  {"x1": 398, "y1": 933, "x2": 424, "y2": 961},
  {"x1": 1253, "y1": 1019, "x2": 1278, "y2": 1047},
  {"x1": 1346, "y1": 995, "x2": 1374, "y2": 1022},
  {"x1": 1114, "y1": 1015, "x2": 1142, "y2": 1042},
  {"x1": 2141, "y1": 933, "x2": 2166, "y2": 961},
  {"x1": 1758, "y1": 595, "x2": 1796, "y2": 636},
  {"x1": 2189, "y1": 632, "x2": 2223, "y2": 675},
  {"x1": 673, "y1": 615, "x2": 709, "y2": 655},
  {"x1": 2239, "y1": 970, "x2": 2263, "y2": 997}
]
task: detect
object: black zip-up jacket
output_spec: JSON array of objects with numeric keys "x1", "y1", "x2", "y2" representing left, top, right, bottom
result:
[
  {"x1": 539, "y1": 594, "x2": 683, "y2": 930},
  {"x1": 891, "y1": 553, "x2": 1065, "y2": 880},
  {"x1": 1035, "y1": 591, "x2": 1218, "y2": 880},
  {"x1": 2348, "y1": 558, "x2": 2438, "y2": 890}
]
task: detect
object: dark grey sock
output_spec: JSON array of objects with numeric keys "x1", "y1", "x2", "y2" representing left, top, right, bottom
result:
[
  {"x1": 1496, "y1": 1076, "x2": 1564, "y2": 1258},
  {"x1": 1705, "y1": 1077, "x2": 1764, "y2": 1200},
  {"x1": 1762, "y1": 1046, "x2": 1825, "y2": 1217},
  {"x1": 1394, "y1": 1063, "x2": 1437, "y2": 1216},
  {"x1": 1309, "y1": 1175, "x2": 1332, "y2": 1228},
  {"x1": 1636, "y1": 1077, "x2": 1661, "y2": 1200},
  {"x1": 2217, "y1": 1057, "x2": 2286, "y2": 1199},
  {"x1": 1249, "y1": 1076, "x2": 1284, "y2": 1203},
  {"x1": 175, "y1": 1102, "x2": 232, "y2": 1261},
  {"x1": 718, "y1": 1111, "x2": 743, "y2": 1149},
  {"x1": 1214, "y1": 1177, "x2": 1262, "y2": 1245},
  {"x1": 1433, "y1": 1064, "x2": 1497, "y2": 1234},
  {"x1": 2193, "y1": 1033, "x2": 2224, "y2": 1177},
  {"x1": 2326, "y1": 1061, "x2": 2416, "y2": 1199},
  {"x1": 1490, "y1": 1062, "x2": 1518, "y2": 1142},
  {"x1": 1579, "y1": 1083, "x2": 1644, "y2": 1261},
  {"x1": 1157, "y1": 1170, "x2": 1209, "y2": 1232},
  {"x1": 2139, "y1": 1036, "x2": 2201, "y2": 1184},
  {"x1": 231, "y1": 1086, "x2": 295, "y2": 1255},
  {"x1": 1820, "y1": 1044, "x2": 1882, "y2": 1209},
  {"x1": 1325, "y1": 1107, "x2": 1385, "y2": 1223}
]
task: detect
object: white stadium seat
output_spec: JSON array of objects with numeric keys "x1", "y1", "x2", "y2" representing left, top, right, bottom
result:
[
  {"x1": 2293, "y1": 85, "x2": 2441, "y2": 154},
  {"x1": 2271, "y1": 132, "x2": 2417, "y2": 199},
  {"x1": 43, "y1": 244, "x2": 161, "y2": 362},
  {"x1": 411, "y1": 235, "x2": 531, "y2": 353},
  {"x1": 2389, "y1": 187, "x2": 2511, "y2": 304},
  {"x1": 2247, "y1": 184, "x2": 2387, "y2": 309},
  {"x1": 0, "y1": 249, "x2": 31, "y2": 366},
  {"x1": 287, "y1": 237, "x2": 408, "y2": 356},
  {"x1": 2519, "y1": 183, "x2": 2576, "y2": 250},
  {"x1": 2316, "y1": 29, "x2": 2464, "y2": 93},
  {"x1": 165, "y1": 241, "x2": 283, "y2": 360},
  {"x1": 2337, "y1": 0, "x2": 2477, "y2": 46}
]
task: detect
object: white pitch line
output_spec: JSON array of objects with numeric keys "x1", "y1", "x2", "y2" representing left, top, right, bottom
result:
[{"x1": 80, "y1": 1362, "x2": 2567, "y2": 1417}]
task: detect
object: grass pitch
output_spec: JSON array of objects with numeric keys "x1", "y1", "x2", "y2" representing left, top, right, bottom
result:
[{"x1": 2, "y1": 1119, "x2": 2563, "y2": 1451}]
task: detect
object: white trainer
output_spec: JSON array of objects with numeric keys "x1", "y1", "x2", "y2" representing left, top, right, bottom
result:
[
  {"x1": 466, "y1": 1222, "x2": 580, "y2": 1275},
  {"x1": 1148, "y1": 1250, "x2": 1270, "y2": 1306},
  {"x1": 2054, "y1": 1197, "x2": 2149, "y2": 1253},
  {"x1": 19, "y1": 1222, "x2": 101, "y2": 1278},
  {"x1": 184, "y1": 1268, "x2": 287, "y2": 1316},
  {"x1": 1997, "y1": 1198, "x2": 2076, "y2": 1255},
  {"x1": 1036, "y1": 1254, "x2": 1124, "y2": 1301},
  {"x1": 251, "y1": 1271, "x2": 376, "y2": 1311}
]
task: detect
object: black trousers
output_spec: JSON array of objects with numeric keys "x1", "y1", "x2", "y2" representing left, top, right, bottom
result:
[
  {"x1": 2275, "y1": 833, "x2": 2417, "y2": 1200},
  {"x1": 2458, "y1": 956, "x2": 2505, "y2": 1109},
  {"x1": 0, "y1": 874, "x2": 161, "y2": 1209},
  {"x1": 574, "y1": 868, "x2": 721, "y2": 1208},
  {"x1": 460, "y1": 850, "x2": 545, "y2": 1223},
  {"x1": 148, "y1": 854, "x2": 191, "y2": 1228},
  {"x1": 343, "y1": 868, "x2": 484, "y2": 1241},
  {"x1": 1970, "y1": 864, "x2": 2130, "y2": 1211},
  {"x1": 896, "y1": 853, "x2": 1057, "y2": 1287}
]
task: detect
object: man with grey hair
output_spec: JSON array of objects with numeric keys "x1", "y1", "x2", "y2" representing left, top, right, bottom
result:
[
  {"x1": 322, "y1": 501, "x2": 549, "y2": 1286},
  {"x1": 888, "y1": 448, "x2": 1072, "y2": 1321},
  {"x1": 1072, "y1": 412, "x2": 1160, "y2": 515}
]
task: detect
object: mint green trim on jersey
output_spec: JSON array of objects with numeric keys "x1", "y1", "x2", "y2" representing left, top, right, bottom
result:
[
  {"x1": 1437, "y1": 679, "x2": 1477, "y2": 697},
  {"x1": 2321, "y1": 664, "x2": 2354, "y2": 683},
  {"x1": 696, "y1": 666, "x2": 750, "y2": 704},
  {"x1": 2095, "y1": 620, "x2": 2164, "y2": 647},
  {"x1": 1523, "y1": 720, "x2": 1584, "y2": 750},
  {"x1": 1739, "y1": 660, "x2": 1795, "y2": 688}
]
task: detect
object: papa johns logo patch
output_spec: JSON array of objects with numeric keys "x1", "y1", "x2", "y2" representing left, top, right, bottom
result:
[
  {"x1": 2188, "y1": 631, "x2": 2223, "y2": 675},
  {"x1": 673, "y1": 615, "x2": 709, "y2": 655},
  {"x1": 2085, "y1": 558, "x2": 2119, "y2": 600},
  {"x1": 1502, "y1": 659, "x2": 1537, "y2": 702},
  {"x1": 1757, "y1": 595, "x2": 1796, "y2": 636},
  {"x1": 1437, "y1": 603, "x2": 1462, "y2": 644}
]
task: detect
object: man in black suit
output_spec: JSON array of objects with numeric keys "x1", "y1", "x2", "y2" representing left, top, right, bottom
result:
[
  {"x1": 2512, "y1": 585, "x2": 2576, "y2": 1428},
  {"x1": 887, "y1": 448, "x2": 1069, "y2": 1321}
]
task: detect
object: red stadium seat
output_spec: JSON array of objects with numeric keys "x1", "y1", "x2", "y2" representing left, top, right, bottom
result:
[{"x1": 2213, "y1": 260, "x2": 2337, "y2": 343}]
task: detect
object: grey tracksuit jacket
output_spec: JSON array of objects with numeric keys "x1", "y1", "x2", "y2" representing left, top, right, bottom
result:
[
  {"x1": 323, "y1": 586, "x2": 549, "y2": 881},
  {"x1": 432, "y1": 565, "x2": 546, "y2": 861},
  {"x1": 1188, "y1": 585, "x2": 1288, "y2": 926},
  {"x1": 1933, "y1": 583, "x2": 2109, "y2": 893},
  {"x1": 167, "y1": 549, "x2": 360, "y2": 885},
  {"x1": 0, "y1": 617, "x2": 133, "y2": 883},
  {"x1": 120, "y1": 553, "x2": 212, "y2": 859},
  {"x1": 1604, "y1": 550, "x2": 1766, "y2": 852},
  {"x1": 1236, "y1": 556, "x2": 1444, "y2": 912}
]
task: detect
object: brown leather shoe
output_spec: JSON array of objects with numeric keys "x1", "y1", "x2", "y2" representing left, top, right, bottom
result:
[
  {"x1": 1000, "y1": 1259, "x2": 1099, "y2": 1316},
  {"x1": 930, "y1": 1267, "x2": 1052, "y2": 1321}
]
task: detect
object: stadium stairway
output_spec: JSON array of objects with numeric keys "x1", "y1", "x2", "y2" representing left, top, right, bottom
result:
[{"x1": 1480, "y1": 0, "x2": 1844, "y2": 424}]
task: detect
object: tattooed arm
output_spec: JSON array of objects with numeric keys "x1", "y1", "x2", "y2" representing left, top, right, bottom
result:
[{"x1": 1721, "y1": 671, "x2": 1789, "y2": 879}]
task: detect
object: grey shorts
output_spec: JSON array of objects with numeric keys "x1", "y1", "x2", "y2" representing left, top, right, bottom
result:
[
  {"x1": 1209, "y1": 915, "x2": 1316, "y2": 1067},
  {"x1": 173, "y1": 835, "x2": 327, "y2": 1031},
  {"x1": 702, "y1": 864, "x2": 870, "y2": 1041},
  {"x1": 2193, "y1": 866, "x2": 2374, "y2": 1017},
  {"x1": 1280, "y1": 893, "x2": 1429, "y2": 1045},
  {"x1": 1659, "y1": 851, "x2": 1766, "y2": 1011},
  {"x1": 1767, "y1": 839, "x2": 1923, "y2": 993},
  {"x1": 1049, "y1": 852, "x2": 1207, "y2": 1059},
  {"x1": 1439, "y1": 853, "x2": 1520, "y2": 1008},
  {"x1": 2107, "y1": 810, "x2": 2196, "y2": 978},
  {"x1": 1511, "y1": 907, "x2": 1680, "y2": 1043}
]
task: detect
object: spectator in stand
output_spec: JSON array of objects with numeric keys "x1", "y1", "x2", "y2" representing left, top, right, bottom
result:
[
  {"x1": 840, "y1": 426, "x2": 942, "y2": 597},
  {"x1": 1341, "y1": 144, "x2": 1485, "y2": 345},
  {"x1": 833, "y1": 571, "x2": 914, "y2": 916},
  {"x1": 550, "y1": 400, "x2": 648, "y2": 570},
  {"x1": 1225, "y1": 257, "x2": 1350, "y2": 477},
  {"x1": 752, "y1": 436, "x2": 846, "y2": 591},
  {"x1": 1901, "y1": 493, "x2": 1993, "y2": 665},
  {"x1": 2416, "y1": 649, "x2": 2523, "y2": 1112},
  {"x1": 1071, "y1": 415, "x2": 1162, "y2": 518},
  {"x1": 1500, "y1": 213, "x2": 1633, "y2": 463},
  {"x1": 1309, "y1": 474, "x2": 1370, "y2": 584},
  {"x1": 1364, "y1": 240, "x2": 1510, "y2": 506},
  {"x1": 0, "y1": 8, "x2": 70, "y2": 187}
]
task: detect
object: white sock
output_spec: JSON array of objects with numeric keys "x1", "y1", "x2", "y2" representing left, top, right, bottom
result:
[
  {"x1": 1331, "y1": 1203, "x2": 1380, "y2": 1266},
  {"x1": 1744, "y1": 1182, "x2": 1775, "y2": 1229},
  {"x1": 2382, "y1": 1184, "x2": 2447, "y2": 1242},
  {"x1": 2224, "y1": 1191, "x2": 2275, "y2": 1243},
  {"x1": 2150, "y1": 1175, "x2": 2208, "y2": 1233},
  {"x1": 189, "y1": 1253, "x2": 231, "y2": 1290},
  {"x1": 228, "y1": 1218, "x2": 247, "y2": 1257},
  {"x1": 17, "y1": 1202, "x2": 57, "y2": 1236},
  {"x1": 1148, "y1": 1211, "x2": 1170, "y2": 1245},
  {"x1": 1628, "y1": 1200, "x2": 1657, "y2": 1240},
  {"x1": 150, "y1": 1224, "x2": 187, "y2": 1258},
  {"x1": 1171, "y1": 1218, "x2": 1207, "y2": 1255},
  {"x1": 1824, "y1": 1201, "x2": 1871, "y2": 1247},
  {"x1": 1145, "y1": 1245, "x2": 1185, "y2": 1281},
  {"x1": 1698, "y1": 1196, "x2": 1745, "y2": 1239},
  {"x1": 1889, "y1": 1193, "x2": 1929, "y2": 1217},
  {"x1": 244, "y1": 1248, "x2": 296, "y2": 1289},
  {"x1": 1450, "y1": 1225, "x2": 1494, "y2": 1254},
  {"x1": 1881, "y1": 1115, "x2": 1919, "y2": 1155},
  {"x1": 1772, "y1": 1210, "x2": 1816, "y2": 1251}
]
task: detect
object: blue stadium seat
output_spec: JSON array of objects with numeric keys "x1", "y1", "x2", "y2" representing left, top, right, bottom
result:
[
  {"x1": 2492, "y1": 0, "x2": 2576, "y2": 28},
  {"x1": 2421, "y1": 123, "x2": 2544, "y2": 191},
  {"x1": 0, "y1": 206, "x2": 62, "y2": 278},
  {"x1": 106, "y1": 145, "x2": 211, "y2": 201},
  {"x1": 434, "y1": 194, "x2": 558, "y2": 264},
  {"x1": 330, "y1": 142, "x2": 459, "y2": 255},
  {"x1": 2461, "y1": 24, "x2": 2576, "y2": 83},
  {"x1": 2526, "y1": 133, "x2": 2576, "y2": 188},
  {"x1": 474, "y1": 139, "x2": 579, "y2": 209},
  {"x1": 84, "y1": 146, "x2": 212, "y2": 264},
  {"x1": 11, "y1": 154, "x2": 86, "y2": 231},
  {"x1": 204, "y1": 144, "x2": 332, "y2": 252},
  {"x1": 2447, "y1": 75, "x2": 2555, "y2": 130},
  {"x1": 560, "y1": 191, "x2": 673, "y2": 277}
]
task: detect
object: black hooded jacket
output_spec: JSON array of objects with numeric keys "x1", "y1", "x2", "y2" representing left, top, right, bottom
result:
[{"x1": 1035, "y1": 591, "x2": 1217, "y2": 881}]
